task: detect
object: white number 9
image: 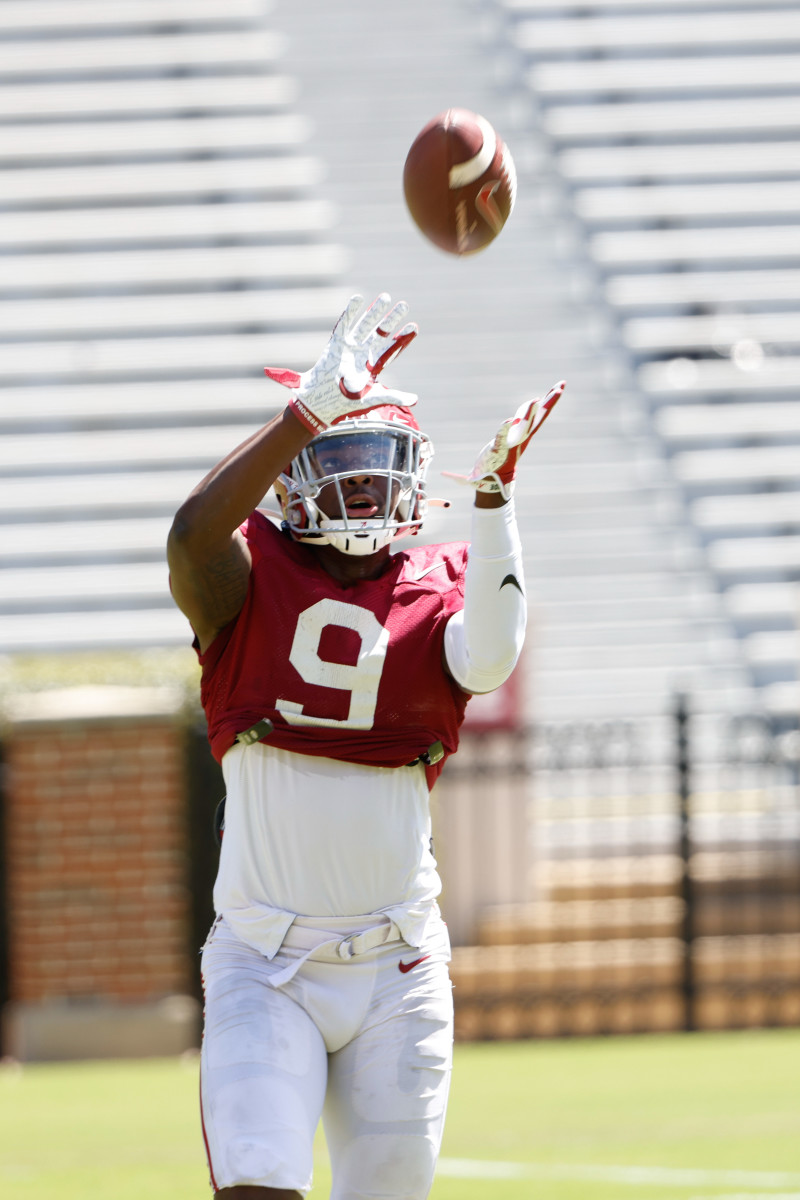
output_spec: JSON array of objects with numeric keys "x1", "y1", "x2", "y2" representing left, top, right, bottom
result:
[{"x1": 276, "y1": 598, "x2": 390, "y2": 729}]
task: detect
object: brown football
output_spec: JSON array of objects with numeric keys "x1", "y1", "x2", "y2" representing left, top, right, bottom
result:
[{"x1": 403, "y1": 108, "x2": 517, "y2": 256}]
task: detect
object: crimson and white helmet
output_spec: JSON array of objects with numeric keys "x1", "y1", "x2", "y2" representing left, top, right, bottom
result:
[{"x1": 275, "y1": 405, "x2": 433, "y2": 556}]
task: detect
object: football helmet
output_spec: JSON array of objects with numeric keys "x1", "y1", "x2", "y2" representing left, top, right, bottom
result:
[{"x1": 275, "y1": 405, "x2": 433, "y2": 556}]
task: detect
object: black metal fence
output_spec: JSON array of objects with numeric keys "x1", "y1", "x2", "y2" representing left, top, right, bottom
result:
[
  {"x1": 437, "y1": 698, "x2": 800, "y2": 1038},
  {"x1": 184, "y1": 717, "x2": 225, "y2": 1001},
  {"x1": 6, "y1": 700, "x2": 794, "y2": 1042}
]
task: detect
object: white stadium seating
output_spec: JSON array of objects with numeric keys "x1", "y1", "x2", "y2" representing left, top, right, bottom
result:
[
  {"x1": 545, "y1": 98, "x2": 800, "y2": 142},
  {"x1": 0, "y1": 75, "x2": 298, "y2": 121},
  {"x1": 0, "y1": 1, "x2": 268, "y2": 34},
  {"x1": 0, "y1": 156, "x2": 325, "y2": 206},
  {"x1": 560, "y1": 142, "x2": 800, "y2": 184},
  {"x1": 0, "y1": 203, "x2": 335, "y2": 251},
  {"x1": 0, "y1": 0, "x2": 797, "y2": 729},
  {"x1": 2, "y1": 32, "x2": 285, "y2": 78},
  {"x1": 0, "y1": 0, "x2": 342, "y2": 654},
  {"x1": 623, "y1": 315, "x2": 800, "y2": 356},
  {"x1": 503, "y1": 0, "x2": 800, "y2": 724},
  {"x1": 534, "y1": 56, "x2": 800, "y2": 101},
  {"x1": 591, "y1": 226, "x2": 800, "y2": 269},
  {"x1": 512, "y1": 11, "x2": 800, "y2": 55}
]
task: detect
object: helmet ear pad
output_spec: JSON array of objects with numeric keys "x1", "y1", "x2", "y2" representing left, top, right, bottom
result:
[
  {"x1": 273, "y1": 473, "x2": 313, "y2": 534},
  {"x1": 275, "y1": 407, "x2": 433, "y2": 555}
]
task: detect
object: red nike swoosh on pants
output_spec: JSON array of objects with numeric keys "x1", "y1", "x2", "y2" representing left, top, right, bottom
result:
[{"x1": 398, "y1": 955, "x2": 431, "y2": 974}]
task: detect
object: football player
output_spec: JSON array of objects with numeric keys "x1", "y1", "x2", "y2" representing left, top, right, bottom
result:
[{"x1": 167, "y1": 293, "x2": 563, "y2": 1200}]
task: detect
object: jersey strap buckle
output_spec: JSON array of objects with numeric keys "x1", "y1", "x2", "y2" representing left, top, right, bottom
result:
[
  {"x1": 235, "y1": 718, "x2": 274, "y2": 746},
  {"x1": 407, "y1": 740, "x2": 444, "y2": 767}
]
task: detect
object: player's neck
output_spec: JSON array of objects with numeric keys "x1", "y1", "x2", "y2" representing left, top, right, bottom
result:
[{"x1": 314, "y1": 544, "x2": 393, "y2": 586}]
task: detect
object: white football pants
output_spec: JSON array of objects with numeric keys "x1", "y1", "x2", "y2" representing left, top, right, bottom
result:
[{"x1": 200, "y1": 914, "x2": 454, "y2": 1197}]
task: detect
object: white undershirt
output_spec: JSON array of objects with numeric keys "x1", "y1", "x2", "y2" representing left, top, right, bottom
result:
[{"x1": 214, "y1": 741, "x2": 440, "y2": 957}]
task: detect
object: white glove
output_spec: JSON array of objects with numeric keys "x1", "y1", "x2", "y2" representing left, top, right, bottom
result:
[
  {"x1": 264, "y1": 293, "x2": 418, "y2": 433},
  {"x1": 443, "y1": 381, "x2": 565, "y2": 500}
]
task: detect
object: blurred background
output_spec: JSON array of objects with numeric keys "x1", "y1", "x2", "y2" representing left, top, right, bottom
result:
[{"x1": 0, "y1": 0, "x2": 799, "y2": 1059}]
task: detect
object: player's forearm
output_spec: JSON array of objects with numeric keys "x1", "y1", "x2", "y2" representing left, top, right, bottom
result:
[
  {"x1": 443, "y1": 499, "x2": 527, "y2": 693},
  {"x1": 170, "y1": 406, "x2": 310, "y2": 554}
]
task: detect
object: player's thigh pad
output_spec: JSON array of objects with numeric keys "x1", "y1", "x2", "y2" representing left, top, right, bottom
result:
[
  {"x1": 200, "y1": 919, "x2": 327, "y2": 1195},
  {"x1": 323, "y1": 942, "x2": 454, "y2": 1200}
]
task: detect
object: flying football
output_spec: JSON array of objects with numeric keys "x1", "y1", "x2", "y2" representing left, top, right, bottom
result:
[{"x1": 403, "y1": 108, "x2": 517, "y2": 256}]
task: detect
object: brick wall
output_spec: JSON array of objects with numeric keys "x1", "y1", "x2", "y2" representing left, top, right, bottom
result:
[{"x1": 1, "y1": 686, "x2": 199, "y2": 1059}]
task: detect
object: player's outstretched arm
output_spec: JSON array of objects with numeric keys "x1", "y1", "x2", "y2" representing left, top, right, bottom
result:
[
  {"x1": 167, "y1": 406, "x2": 312, "y2": 652},
  {"x1": 442, "y1": 381, "x2": 565, "y2": 693},
  {"x1": 443, "y1": 497, "x2": 528, "y2": 694},
  {"x1": 168, "y1": 294, "x2": 418, "y2": 652}
]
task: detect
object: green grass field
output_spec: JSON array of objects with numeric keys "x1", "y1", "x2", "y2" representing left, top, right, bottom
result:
[{"x1": 1, "y1": 1029, "x2": 798, "y2": 1199}]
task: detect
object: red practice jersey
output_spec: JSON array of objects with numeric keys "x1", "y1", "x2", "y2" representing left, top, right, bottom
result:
[{"x1": 198, "y1": 513, "x2": 471, "y2": 785}]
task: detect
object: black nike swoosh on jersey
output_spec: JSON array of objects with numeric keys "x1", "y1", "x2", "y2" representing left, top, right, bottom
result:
[{"x1": 499, "y1": 573, "x2": 524, "y2": 594}]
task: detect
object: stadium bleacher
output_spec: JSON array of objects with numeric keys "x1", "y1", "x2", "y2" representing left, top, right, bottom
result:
[
  {"x1": 1, "y1": 0, "x2": 797, "y2": 729},
  {"x1": 502, "y1": 0, "x2": 800, "y2": 725},
  {"x1": 0, "y1": 0, "x2": 351, "y2": 652}
]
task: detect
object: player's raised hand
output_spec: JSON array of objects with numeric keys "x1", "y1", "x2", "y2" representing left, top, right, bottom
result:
[
  {"x1": 443, "y1": 380, "x2": 565, "y2": 501},
  {"x1": 264, "y1": 294, "x2": 419, "y2": 434}
]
